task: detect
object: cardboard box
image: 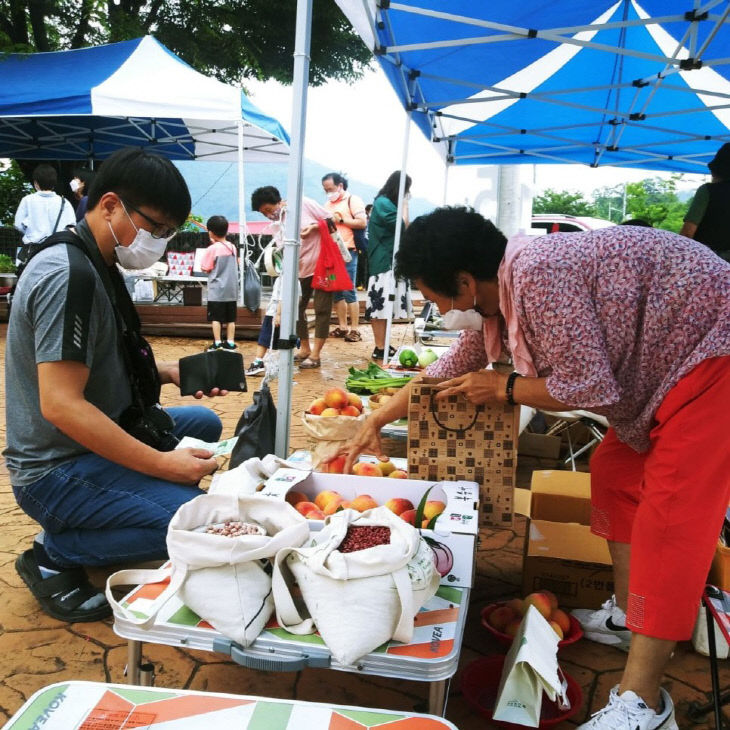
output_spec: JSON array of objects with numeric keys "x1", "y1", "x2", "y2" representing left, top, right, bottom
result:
[
  {"x1": 518, "y1": 431, "x2": 562, "y2": 460},
  {"x1": 709, "y1": 540, "x2": 730, "y2": 591},
  {"x1": 521, "y1": 470, "x2": 613, "y2": 609},
  {"x1": 260, "y1": 467, "x2": 479, "y2": 588}
]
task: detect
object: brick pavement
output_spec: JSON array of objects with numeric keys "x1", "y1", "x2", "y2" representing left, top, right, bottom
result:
[{"x1": 0, "y1": 322, "x2": 725, "y2": 727}]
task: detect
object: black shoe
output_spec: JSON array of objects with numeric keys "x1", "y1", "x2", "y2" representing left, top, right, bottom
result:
[
  {"x1": 207, "y1": 342, "x2": 221, "y2": 351},
  {"x1": 221, "y1": 341, "x2": 237, "y2": 350},
  {"x1": 371, "y1": 346, "x2": 397, "y2": 360}
]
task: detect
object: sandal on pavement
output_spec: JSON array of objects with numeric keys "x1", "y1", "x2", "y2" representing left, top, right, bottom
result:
[
  {"x1": 15, "y1": 549, "x2": 112, "y2": 622},
  {"x1": 329, "y1": 327, "x2": 348, "y2": 338},
  {"x1": 371, "y1": 346, "x2": 397, "y2": 360},
  {"x1": 293, "y1": 352, "x2": 310, "y2": 363},
  {"x1": 298, "y1": 357, "x2": 321, "y2": 369},
  {"x1": 344, "y1": 329, "x2": 362, "y2": 342}
]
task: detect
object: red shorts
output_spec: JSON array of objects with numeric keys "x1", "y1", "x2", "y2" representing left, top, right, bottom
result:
[{"x1": 590, "y1": 357, "x2": 730, "y2": 640}]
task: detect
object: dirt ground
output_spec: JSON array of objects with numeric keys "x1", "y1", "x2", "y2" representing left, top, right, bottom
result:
[{"x1": 0, "y1": 322, "x2": 726, "y2": 728}]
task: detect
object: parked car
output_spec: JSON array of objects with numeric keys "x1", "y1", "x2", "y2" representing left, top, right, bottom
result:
[{"x1": 531, "y1": 214, "x2": 614, "y2": 234}]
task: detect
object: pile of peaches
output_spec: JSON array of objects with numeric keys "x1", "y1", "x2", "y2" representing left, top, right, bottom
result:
[
  {"x1": 307, "y1": 388, "x2": 363, "y2": 418},
  {"x1": 286, "y1": 488, "x2": 446, "y2": 525},
  {"x1": 482, "y1": 591, "x2": 579, "y2": 643},
  {"x1": 321, "y1": 456, "x2": 408, "y2": 478}
]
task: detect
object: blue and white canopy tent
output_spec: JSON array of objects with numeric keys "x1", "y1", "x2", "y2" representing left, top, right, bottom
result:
[
  {"x1": 0, "y1": 35, "x2": 290, "y2": 303},
  {"x1": 335, "y1": 0, "x2": 730, "y2": 172}
]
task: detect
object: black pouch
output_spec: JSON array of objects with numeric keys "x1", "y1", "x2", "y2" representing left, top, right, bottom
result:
[{"x1": 179, "y1": 349, "x2": 247, "y2": 396}]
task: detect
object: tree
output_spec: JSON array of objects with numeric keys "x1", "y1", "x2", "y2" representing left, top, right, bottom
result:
[
  {"x1": 532, "y1": 189, "x2": 596, "y2": 217},
  {"x1": 622, "y1": 176, "x2": 689, "y2": 232},
  {"x1": 592, "y1": 185, "x2": 625, "y2": 223},
  {"x1": 0, "y1": 0, "x2": 371, "y2": 87},
  {"x1": 0, "y1": 160, "x2": 32, "y2": 226}
]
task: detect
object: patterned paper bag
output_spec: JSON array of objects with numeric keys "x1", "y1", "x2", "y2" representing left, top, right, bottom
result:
[{"x1": 407, "y1": 377, "x2": 518, "y2": 527}]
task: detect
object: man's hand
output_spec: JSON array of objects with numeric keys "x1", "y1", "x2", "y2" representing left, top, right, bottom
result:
[
  {"x1": 301, "y1": 223, "x2": 317, "y2": 237},
  {"x1": 434, "y1": 370, "x2": 507, "y2": 405},
  {"x1": 157, "y1": 447, "x2": 218, "y2": 485},
  {"x1": 160, "y1": 361, "x2": 229, "y2": 399}
]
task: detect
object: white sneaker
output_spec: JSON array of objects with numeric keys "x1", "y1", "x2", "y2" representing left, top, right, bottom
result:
[
  {"x1": 571, "y1": 595, "x2": 632, "y2": 651},
  {"x1": 245, "y1": 360, "x2": 265, "y2": 376},
  {"x1": 578, "y1": 686, "x2": 678, "y2": 730}
]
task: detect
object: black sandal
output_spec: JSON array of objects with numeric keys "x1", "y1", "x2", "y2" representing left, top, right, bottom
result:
[
  {"x1": 15, "y1": 549, "x2": 112, "y2": 622},
  {"x1": 371, "y1": 346, "x2": 397, "y2": 360}
]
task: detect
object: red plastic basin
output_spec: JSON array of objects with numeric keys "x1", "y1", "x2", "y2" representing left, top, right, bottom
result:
[{"x1": 480, "y1": 602, "x2": 583, "y2": 649}]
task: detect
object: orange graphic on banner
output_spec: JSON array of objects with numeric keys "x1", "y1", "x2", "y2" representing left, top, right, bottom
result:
[
  {"x1": 386, "y1": 639, "x2": 454, "y2": 658},
  {"x1": 413, "y1": 608, "x2": 458, "y2": 627}
]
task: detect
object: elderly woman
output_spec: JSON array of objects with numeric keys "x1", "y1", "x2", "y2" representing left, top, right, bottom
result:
[{"x1": 344, "y1": 206, "x2": 730, "y2": 730}]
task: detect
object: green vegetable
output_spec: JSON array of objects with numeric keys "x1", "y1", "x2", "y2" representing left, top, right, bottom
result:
[
  {"x1": 418, "y1": 348, "x2": 438, "y2": 368},
  {"x1": 399, "y1": 348, "x2": 419, "y2": 368},
  {"x1": 345, "y1": 362, "x2": 412, "y2": 394}
]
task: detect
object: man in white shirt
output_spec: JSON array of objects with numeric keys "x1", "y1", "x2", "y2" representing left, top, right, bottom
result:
[{"x1": 14, "y1": 164, "x2": 76, "y2": 262}]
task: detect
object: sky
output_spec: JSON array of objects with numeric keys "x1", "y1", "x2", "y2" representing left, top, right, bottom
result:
[{"x1": 246, "y1": 66, "x2": 709, "y2": 209}]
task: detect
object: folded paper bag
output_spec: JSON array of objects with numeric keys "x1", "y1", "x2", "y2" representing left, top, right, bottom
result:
[
  {"x1": 179, "y1": 350, "x2": 247, "y2": 396},
  {"x1": 493, "y1": 605, "x2": 570, "y2": 727}
]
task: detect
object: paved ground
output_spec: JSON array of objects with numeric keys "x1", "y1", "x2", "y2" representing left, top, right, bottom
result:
[{"x1": 0, "y1": 322, "x2": 726, "y2": 728}]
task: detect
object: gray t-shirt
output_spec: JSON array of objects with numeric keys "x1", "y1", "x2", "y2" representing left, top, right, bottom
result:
[
  {"x1": 4, "y1": 244, "x2": 132, "y2": 486},
  {"x1": 206, "y1": 242, "x2": 239, "y2": 302}
]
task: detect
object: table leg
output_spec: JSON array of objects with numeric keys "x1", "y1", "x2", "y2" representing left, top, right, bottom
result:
[
  {"x1": 428, "y1": 679, "x2": 448, "y2": 716},
  {"x1": 126, "y1": 640, "x2": 142, "y2": 685},
  {"x1": 706, "y1": 600, "x2": 724, "y2": 730}
]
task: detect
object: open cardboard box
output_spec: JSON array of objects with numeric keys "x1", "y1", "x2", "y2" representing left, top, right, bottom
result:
[
  {"x1": 517, "y1": 470, "x2": 613, "y2": 609},
  {"x1": 259, "y1": 466, "x2": 479, "y2": 587}
]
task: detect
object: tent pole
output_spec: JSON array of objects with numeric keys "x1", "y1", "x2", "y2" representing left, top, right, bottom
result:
[
  {"x1": 274, "y1": 0, "x2": 313, "y2": 458},
  {"x1": 383, "y1": 110, "x2": 412, "y2": 363},
  {"x1": 237, "y1": 119, "x2": 247, "y2": 306},
  {"x1": 442, "y1": 163, "x2": 450, "y2": 206}
]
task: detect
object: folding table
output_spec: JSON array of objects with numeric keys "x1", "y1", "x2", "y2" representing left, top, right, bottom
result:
[
  {"x1": 113, "y1": 578, "x2": 470, "y2": 717},
  {"x1": 3, "y1": 680, "x2": 458, "y2": 729}
]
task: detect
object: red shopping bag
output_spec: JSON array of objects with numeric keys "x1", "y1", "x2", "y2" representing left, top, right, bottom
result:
[{"x1": 312, "y1": 219, "x2": 354, "y2": 292}]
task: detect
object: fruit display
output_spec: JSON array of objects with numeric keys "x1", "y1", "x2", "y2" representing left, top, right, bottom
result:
[
  {"x1": 480, "y1": 591, "x2": 583, "y2": 647},
  {"x1": 345, "y1": 362, "x2": 413, "y2": 394},
  {"x1": 306, "y1": 388, "x2": 364, "y2": 417},
  {"x1": 417, "y1": 348, "x2": 439, "y2": 368},
  {"x1": 399, "y1": 348, "x2": 419, "y2": 368}
]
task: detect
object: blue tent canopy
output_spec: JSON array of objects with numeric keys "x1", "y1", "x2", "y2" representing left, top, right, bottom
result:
[
  {"x1": 336, "y1": 0, "x2": 730, "y2": 172},
  {"x1": 0, "y1": 36, "x2": 289, "y2": 162}
]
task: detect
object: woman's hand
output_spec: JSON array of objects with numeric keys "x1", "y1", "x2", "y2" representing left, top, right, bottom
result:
[
  {"x1": 340, "y1": 416, "x2": 387, "y2": 475},
  {"x1": 434, "y1": 369, "x2": 507, "y2": 405},
  {"x1": 301, "y1": 223, "x2": 317, "y2": 237}
]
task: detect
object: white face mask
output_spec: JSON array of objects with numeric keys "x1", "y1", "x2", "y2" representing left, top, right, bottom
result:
[
  {"x1": 327, "y1": 190, "x2": 342, "y2": 203},
  {"x1": 110, "y1": 203, "x2": 174, "y2": 269},
  {"x1": 442, "y1": 298, "x2": 484, "y2": 331},
  {"x1": 70, "y1": 178, "x2": 81, "y2": 193}
]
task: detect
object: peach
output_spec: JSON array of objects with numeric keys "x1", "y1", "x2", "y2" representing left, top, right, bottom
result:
[
  {"x1": 346, "y1": 393, "x2": 363, "y2": 411},
  {"x1": 285, "y1": 490, "x2": 308, "y2": 506},
  {"x1": 320, "y1": 407, "x2": 341, "y2": 417},
  {"x1": 504, "y1": 618, "x2": 523, "y2": 638},
  {"x1": 543, "y1": 590, "x2": 559, "y2": 611},
  {"x1": 308, "y1": 398, "x2": 327, "y2": 415},
  {"x1": 388, "y1": 469, "x2": 408, "y2": 479},
  {"x1": 294, "y1": 501, "x2": 319, "y2": 516},
  {"x1": 400, "y1": 509, "x2": 417, "y2": 525},
  {"x1": 384, "y1": 497, "x2": 414, "y2": 516},
  {"x1": 550, "y1": 608, "x2": 571, "y2": 635},
  {"x1": 352, "y1": 462, "x2": 382, "y2": 477},
  {"x1": 314, "y1": 490, "x2": 342, "y2": 510},
  {"x1": 340, "y1": 500, "x2": 352, "y2": 510},
  {"x1": 549, "y1": 621, "x2": 564, "y2": 640},
  {"x1": 505, "y1": 598, "x2": 525, "y2": 616},
  {"x1": 340, "y1": 405, "x2": 361, "y2": 417},
  {"x1": 423, "y1": 500, "x2": 446, "y2": 521},
  {"x1": 324, "y1": 455, "x2": 346, "y2": 474},
  {"x1": 488, "y1": 605, "x2": 519, "y2": 632},
  {"x1": 305, "y1": 507, "x2": 326, "y2": 520},
  {"x1": 524, "y1": 592, "x2": 553, "y2": 620},
  {"x1": 377, "y1": 460, "x2": 396, "y2": 476},
  {"x1": 349, "y1": 494, "x2": 378, "y2": 512},
  {"x1": 324, "y1": 387, "x2": 348, "y2": 410},
  {"x1": 421, "y1": 518, "x2": 432, "y2": 529},
  {"x1": 323, "y1": 497, "x2": 346, "y2": 515}
]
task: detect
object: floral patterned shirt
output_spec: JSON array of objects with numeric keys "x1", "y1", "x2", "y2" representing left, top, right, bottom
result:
[{"x1": 426, "y1": 226, "x2": 730, "y2": 452}]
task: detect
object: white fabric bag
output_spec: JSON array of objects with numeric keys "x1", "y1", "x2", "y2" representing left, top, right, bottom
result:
[
  {"x1": 272, "y1": 506, "x2": 440, "y2": 666},
  {"x1": 106, "y1": 494, "x2": 309, "y2": 647}
]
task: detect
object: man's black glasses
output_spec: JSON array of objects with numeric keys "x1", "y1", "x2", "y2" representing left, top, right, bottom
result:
[{"x1": 122, "y1": 199, "x2": 178, "y2": 239}]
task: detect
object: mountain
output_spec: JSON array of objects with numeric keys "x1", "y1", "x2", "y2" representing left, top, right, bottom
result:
[{"x1": 174, "y1": 160, "x2": 437, "y2": 224}]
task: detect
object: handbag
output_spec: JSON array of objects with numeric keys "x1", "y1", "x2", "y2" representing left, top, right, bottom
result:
[
  {"x1": 272, "y1": 506, "x2": 439, "y2": 665},
  {"x1": 348, "y1": 197, "x2": 368, "y2": 254},
  {"x1": 312, "y1": 219, "x2": 354, "y2": 292},
  {"x1": 229, "y1": 381, "x2": 277, "y2": 468},
  {"x1": 106, "y1": 493, "x2": 310, "y2": 647}
]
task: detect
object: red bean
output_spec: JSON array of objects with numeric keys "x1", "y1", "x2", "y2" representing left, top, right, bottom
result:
[{"x1": 338, "y1": 525, "x2": 391, "y2": 553}]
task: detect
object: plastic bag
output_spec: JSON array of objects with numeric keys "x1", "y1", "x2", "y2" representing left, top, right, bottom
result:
[
  {"x1": 229, "y1": 381, "x2": 277, "y2": 468},
  {"x1": 312, "y1": 220, "x2": 354, "y2": 292},
  {"x1": 243, "y1": 259, "x2": 261, "y2": 313}
]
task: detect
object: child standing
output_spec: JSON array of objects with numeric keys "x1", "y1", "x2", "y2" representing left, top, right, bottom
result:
[
  {"x1": 200, "y1": 215, "x2": 238, "y2": 350},
  {"x1": 247, "y1": 272, "x2": 300, "y2": 376}
]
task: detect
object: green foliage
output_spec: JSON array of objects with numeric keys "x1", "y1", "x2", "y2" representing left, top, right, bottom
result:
[
  {"x1": 623, "y1": 176, "x2": 689, "y2": 232},
  {"x1": 0, "y1": 160, "x2": 32, "y2": 225},
  {"x1": 532, "y1": 189, "x2": 596, "y2": 217},
  {"x1": 0, "y1": 253, "x2": 16, "y2": 273},
  {"x1": 180, "y1": 213, "x2": 204, "y2": 233},
  {"x1": 0, "y1": 0, "x2": 371, "y2": 86}
]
